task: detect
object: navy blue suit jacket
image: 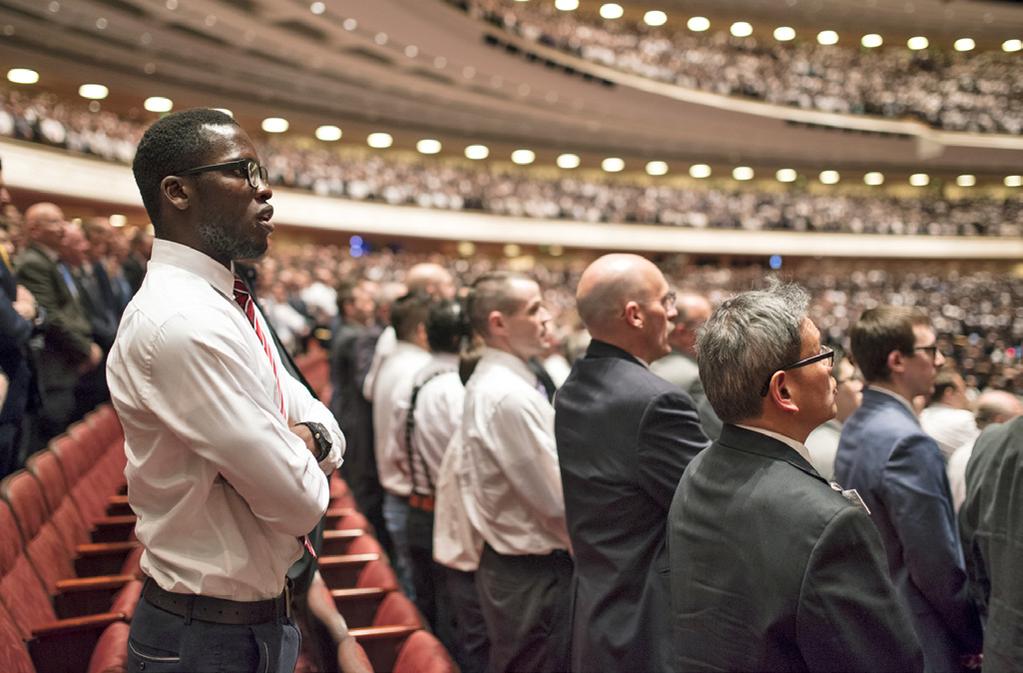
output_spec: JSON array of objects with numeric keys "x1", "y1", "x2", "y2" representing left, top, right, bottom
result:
[{"x1": 835, "y1": 388, "x2": 982, "y2": 672}]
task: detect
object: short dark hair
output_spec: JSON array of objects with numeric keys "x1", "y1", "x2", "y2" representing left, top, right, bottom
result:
[
  {"x1": 427, "y1": 300, "x2": 469, "y2": 354},
  {"x1": 930, "y1": 367, "x2": 962, "y2": 404},
  {"x1": 390, "y1": 292, "x2": 433, "y2": 342},
  {"x1": 335, "y1": 279, "x2": 358, "y2": 315},
  {"x1": 850, "y1": 306, "x2": 930, "y2": 383},
  {"x1": 467, "y1": 271, "x2": 531, "y2": 338},
  {"x1": 132, "y1": 108, "x2": 238, "y2": 229}
]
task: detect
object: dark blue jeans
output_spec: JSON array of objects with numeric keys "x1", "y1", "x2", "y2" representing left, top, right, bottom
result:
[{"x1": 126, "y1": 594, "x2": 301, "y2": 673}]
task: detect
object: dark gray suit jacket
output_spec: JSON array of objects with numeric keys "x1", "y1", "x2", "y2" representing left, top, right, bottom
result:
[
  {"x1": 836, "y1": 389, "x2": 982, "y2": 673},
  {"x1": 670, "y1": 423, "x2": 924, "y2": 672},
  {"x1": 960, "y1": 416, "x2": 1023, "y2": 673},
  {"x1": 554, "y1": 339, "x2": 708, "y2": 673}
]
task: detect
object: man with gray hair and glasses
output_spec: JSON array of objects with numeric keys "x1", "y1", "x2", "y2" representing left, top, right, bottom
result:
[{"x1": 667, "y1": 283, "x2": 922, "y2": 672}]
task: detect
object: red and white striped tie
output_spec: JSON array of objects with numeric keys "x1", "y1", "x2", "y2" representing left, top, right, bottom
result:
[{"x1": 233, "y1": 277, "x2": 286, "y2": 417}]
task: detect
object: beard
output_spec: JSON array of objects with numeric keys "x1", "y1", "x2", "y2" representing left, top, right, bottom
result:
[{"x1": 197, "y1": 216, "x2": 267, "y2": 263}]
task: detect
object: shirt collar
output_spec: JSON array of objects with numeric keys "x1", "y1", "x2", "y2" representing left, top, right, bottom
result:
[
  {"x1": 735, "y1": 424, "x2": 814, "y2": 467},
  {"x1": 868, "y1": 385, "x2": 918, "y2": 417},
  {"x1": 150, "y1": 238, "x2": 235, "y2": 297},
  {"x1": 480, "y1": 347, "x2": 538, "y2": 388}
]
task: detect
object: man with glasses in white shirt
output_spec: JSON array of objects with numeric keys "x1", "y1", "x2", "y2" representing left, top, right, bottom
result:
[
  {"x1": 109, "y1": 108, "x2": 343, "y2": 673},
  {"x1": 835, "y1": 306, "x2": 981, "y2": 673},
  {"x1": 461, "y1": 271, "x2": 572, "y2": 673}
]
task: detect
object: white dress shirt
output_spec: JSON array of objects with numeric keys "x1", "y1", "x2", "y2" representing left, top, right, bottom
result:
[
  {"x1": 736, "y1": 424, "x2": 815, "y2": 467},
  {"x1": 946, "y1": 440, "x2": 975, "y2": 514},
  {"x1": 362, "y1": 325, "x2": 396, "y2": 400},
  {"x1": 386, "y1": 353, "x2": 463, "y2": 496},
  {"x1": 107, "y1": 239, "x2": 344, "y2": 601},
  {"x1": 371, "y1": 340, "x2": 431, "y2": 497},
  {"x1": 920, "y1": 404, "x2": 980, "y2": 462},
  {"x1": 434, "y1": 432, "x2": 485, "y2": 571},
  {"x1": 461, "y1": 348, "x2": 570, "y2": 556},
  {"x1": 804, "y1": 419, "x2": 842, "y2": 481}
]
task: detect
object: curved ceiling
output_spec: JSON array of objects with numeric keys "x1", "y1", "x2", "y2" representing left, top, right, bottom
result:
[{"x1": 0, "y1": 0, "x2": 1021, "y2": 172}]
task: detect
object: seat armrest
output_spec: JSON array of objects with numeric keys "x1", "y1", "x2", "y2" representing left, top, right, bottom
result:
[
  {"x1": 74, "y1": 540, "x2": 138, "y2": 577},
  {"x1": 91, "y1": 515, "x2": 136, "y2": 543},
  {"x1": 54, "y1": 574, "x2": 135, "y2": 619},
  {"x1": 317, "y1": 553, "x2": 379, "y2": 589},
  {"x1": 29, "y1": 612, "x2": 127, "y2": 673}
]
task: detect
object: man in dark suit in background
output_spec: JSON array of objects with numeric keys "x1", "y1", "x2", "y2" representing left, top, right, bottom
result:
[
  {"x1": 668, "y1": 283, "x2": 923, "y2": 673},
  {"x1": 555, "y1": 254, "x2": 708, "y2": 673},
  {"x1": 835, "y1": 306, "x2": 982, "y2": 672},
  {"x1": 16, "y1": 203, "x2": 102, "y2": 447}
]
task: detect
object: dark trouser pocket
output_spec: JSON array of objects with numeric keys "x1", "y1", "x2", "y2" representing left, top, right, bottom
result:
[{"x1": 249, "y1": 620, "x2": 302, "y2": 673}]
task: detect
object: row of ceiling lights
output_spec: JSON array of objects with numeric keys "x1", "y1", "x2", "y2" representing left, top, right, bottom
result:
[
  {"x1": 6, "y1": 70, "x2": 1022, "y2": 188},
  {"x1": 519, "y1": 1, "x2": 1023, "y2": 52}
]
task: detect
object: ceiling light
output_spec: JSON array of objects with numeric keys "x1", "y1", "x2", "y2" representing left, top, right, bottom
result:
[
  {"x1": 645, "y1": 161, "x2": 669, "y2": 176},
  {"x1": 554, "y1": 0, "x2": 579, "y2": 11},
  {"x1": 599, "y1": 3, "x2": 623, "y2": 19},
  {"x1": 1003, "y1": 39, "x2": 1022, "y2": 53},
  {"x1": 465, "y1": 144, "x2": 489, "y2": 160},
  {"x1": 417, "y1": 138, "x2": 442, "y2": 154},
  {"x1": 773, "y1": 26, "x2": 795, "y2": 42},
  {"x1": 556, "y1": 153, "x2": 580, "y2": 169},
  {"x1": 953, "y1": 38, "x2": 975, "y2": 52},
  {"x1": 367, "y1": 132, "x2": 393, "y2": 148},
  {"x1": 817, "y1": 30, "x2": 839, "y2": 45},
  {"x1": 316, "y1": 125, "x2": 343, "y2": 141},
  {"x1": 687, "y1": 16, "x2": 710, "y2": 32},
  {"x1": 261, "y1": 117, "x2": 289, "y2": 133},
  {"x1": 602, "y1": 157, "x2": 625, "y2": 173},
  {"x1": 863, "y1": 171, "x2": 885, "y2": 186},
  {"x1": 732, "y1": 166, "x2": 754, "y2": 181},
  {"x1": 6, "y1": 68, "x2": 39, "y2": 84},
  {"x1": 819, "y1": 170, "x2": 840, "y2": 185},
  {"x1": 776, "y1": 168, "x2": 797, "y2": 183},
  {"x1": 310, "y1": 1, "x2": 325, "y2": 14},
  {"x1": 689, "y1": 164, "x2": 712, "y2": 179},
  {"x1": 457, "y1": 241, "x2": 476, "y2": 257},
  {"x1": 511, "y1": 149, "x2": 536, "y2": 165},
  {"x1": 956, "y1": 174, "x2": 976, "y2": 187},
  {"x1": 1005, "y1": 175, "x2": 1022, "y2": 187},
  {"x1": 909, "y1": 173, "x2": 930, "y2": 186},
  {"x1": 342, "y1": 18, "x2": 357, "y2": 31},
  {"x1": 214, "y1": 108, "x2": 233, "y2": 117},
  {"x1": 907, "y1": 36, "x2": 929, "y2": 50},
  {"x1": 861, "y1": 33, "x2": 883, "y2": 48},
  {"x1": 108, "y1": 214, "x2": 127, "y2": 228},
  {"x1": 143, "y1": 96, "x2": 173, "y2": 112},
  {"x1": 644, "y1": 10, "x2": 667, "y2": 27},
  {"x1": 78, "y1": 83, "x2": 108, "y2": 100},
  {"x1": 503, "y1": 243, "x2": 521, "y2": 257},
  {"x1": 730, "y1": 22, "x2": 753, "y2": 38}
]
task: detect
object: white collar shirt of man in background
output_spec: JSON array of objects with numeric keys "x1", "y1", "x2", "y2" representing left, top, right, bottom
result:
[
  {"x1": 387, "y1": 352, "x2": 463, "y2": 496},
  {"x1": 736, "y1": 424, "x2": 815, "y2": 468},
  {"x1": 804, "y1": 418, "x2": 843, "y2": 481},
  {"x1": 372, "y1": 340, "x2": 431, "y2": 496},
  {"x1": 434, "y1": 431, "x2": 485, "y2": 571},
  {"x1": 462, "y1": 347, "x2": 570, "y2": 556},
  {"x1": 107, "y1": 238, "x2": 344, "y2": 602},
  {"x1": 920, "y1": 403, "x2": 980, "y2": 462}
]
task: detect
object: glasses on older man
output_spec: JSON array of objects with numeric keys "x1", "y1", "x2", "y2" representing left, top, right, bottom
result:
[
  {"x1": 759, "y1": 345, "x2": 835, "y2": 397},
  {"x1": 178, "y1": 159, "x2": 269, "y2": 190}
]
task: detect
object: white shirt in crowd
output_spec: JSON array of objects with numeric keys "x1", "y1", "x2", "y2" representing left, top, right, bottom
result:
[
  {"x1": 434, "y1": 432, "x2": 485, "y2": 572},
  {"x1": 362, "y1": 325, "x2": 397, "y2": 400},
  {"x1": 946, "y1": 439, "x2": 976, "y2": 514},
  {"x1": 371, "y1": 340, "x2": 431, "y2": 497},
  {"x1": 804, "y1": 419, "x2": 842, "y2": 481},
  {"x1": 920, "y1": 404, "x2": 979, "y2": 462},
  {"x1": 461, "y1": 348, "x2": 570, "y2": 556},
  {"x1": 387, "y1": 353, "x2": 463, "y2": 496},
  {"x1": 736, "y1": 424, "x2": 816, "y2": 469},
  {"x1": 107, "y1": 239, "x2": 344, "y2": 602}
]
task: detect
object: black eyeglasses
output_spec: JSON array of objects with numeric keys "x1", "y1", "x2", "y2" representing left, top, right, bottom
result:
[
  {"x1": 178, "y1": 159, "x2": 269, "y2": 190},
  {"x1": 760, "y1": 346, "x2": 835, "y2": 397},
  {"x1": 911, "y1": 345, "x2": 939, "y2": 361}
]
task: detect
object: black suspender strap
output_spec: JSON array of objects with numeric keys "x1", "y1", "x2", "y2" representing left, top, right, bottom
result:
[{"x1": 404, "y1": 370, "x2": 448, "y2": 496}]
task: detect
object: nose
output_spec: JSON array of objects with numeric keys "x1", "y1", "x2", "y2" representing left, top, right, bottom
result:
[
  {"x1": 935, "y1": 349, "x2": 946, "y2": 367},
  {"x1": 255, "y1": 178, "x2": 273, "y2": 201}
]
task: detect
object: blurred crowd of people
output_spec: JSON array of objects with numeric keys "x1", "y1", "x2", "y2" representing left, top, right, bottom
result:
[
  {"x1": 471, "y1": 0, "x2": 1023, "y2": 135},
  {"x1": 3, "y1": 87, "x2": 1021, "y2": 238}
]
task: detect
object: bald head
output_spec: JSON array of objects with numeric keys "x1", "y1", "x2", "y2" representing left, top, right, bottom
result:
[
  {"x1": 670, "y1": 292, "x2": 713, "y2": 356},
  {"x1": 975, "y1": 390, "x2": 1023, "y2": 429},
  {"x1": 24, "y1": 202, "x2": 66, "y2": 249},
  {"x1": 406, "y1": 263, "x2": 455, "y2": 300},
  {"x1": 576, "y1": 254, "x2": 675, "y2": 362}
]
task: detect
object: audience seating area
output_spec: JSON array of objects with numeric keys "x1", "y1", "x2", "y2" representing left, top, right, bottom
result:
[{"x1": 0, "y1": 347, "x2": 456, "y2": 673}]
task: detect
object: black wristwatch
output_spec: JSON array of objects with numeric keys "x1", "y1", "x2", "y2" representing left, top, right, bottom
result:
[{"x1": 297, "y1": 421, "x2": 332, "y2": 462}]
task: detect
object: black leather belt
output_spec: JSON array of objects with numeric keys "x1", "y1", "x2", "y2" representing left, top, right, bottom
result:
[{"x1": 142, "y1": 577, "x2": 291, "y2": 625}]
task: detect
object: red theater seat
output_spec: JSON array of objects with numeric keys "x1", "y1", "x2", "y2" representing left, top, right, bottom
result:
[
  {"x1": 348, "y1": 625, "x2": 420, "y2": 673},
  {"x1": 392, "y1": 630, "x2": 457, "y2": 673}
]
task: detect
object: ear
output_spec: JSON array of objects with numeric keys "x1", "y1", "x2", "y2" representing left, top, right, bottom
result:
[
  {"x1": 487, "y1": 310, "x2": 505, "y2": 336},
  {"x1": 886, "y1": 349, "x2": 905, "y2": 375},
  {"x1": 768, "y1": 371, "x2": 799, "y2": 414},
  {"x1": 160, "y1": 175, "x2": 191, "y2": 212},
  {"x1": 623, "y1": 301, "x2": 643, "y2": 329}
]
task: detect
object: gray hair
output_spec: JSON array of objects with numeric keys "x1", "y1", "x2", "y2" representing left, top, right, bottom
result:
[{"x1": 697, "y1": 283, "x2": 810, "y2": 424}]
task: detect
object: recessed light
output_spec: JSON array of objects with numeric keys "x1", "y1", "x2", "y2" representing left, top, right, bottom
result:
[
  {"x1": 730, "y1": 22, "x2": 753, "y2": 38},
  {"x1": 6, "y1": 68, "x2": 39, "y2": 84},
  {"x1": 773, "y1": 27, "x2": 795, "y2": 42},
  {"x1": 143, "y1": 96, "x2": 173, "y2": 112},
  {"x1": 687, "y1": 16, "x2": 710, "y2": 32},
  {"x1": 261, "y1": 117, "x2": 289, "y2": 133},
  {"x1": 310, "y1": 2, "x2": 325, "y2": 14},
  {"x1": 645, "y1": 161, "x2": 669, "y2": 176},
  {"x1": 953, "y1": 38, "x2": 975, "y2": 52},
  {"x1": 109, "y1": 214, "x2": 127, "y2": 227},
  {"x1": 907, "y1": 36, "x2": 929, "y2": 50},
  {"x1": 956, "y1": 174, "x2": 976, "y2": 187},
  {"x1": 554, "y1": 0, "x2": 579, "y2": 11},
  {"x1": 78, "y1": 83, "x2": 108, "y2": 100},
  {"x1": 689, "y1": 164, "x2": 712, "y2": 179},
  {"x1": 909, "y1": 173, "x2": 930, "y2": 186},
  {"x1": 602, "y1": 157, "x2": 625, "y2": 172},
  {"x1": 367, "y1": 132, "x2": 393, "y2": 148},
  {"x1": 511, "y1": 149, "x2": 536, "y2": 165},
  {"x1": 861, "y1": 33, "x2": 883, "y2": 48},
  {"x1": 863, "y1": 171, "x2": 885, "y2": 186},
  {"x1": 599, "y1": 3, "x2": 623, "y2": 19},
  {"x1": 817, "y1": 30, "x2": 839, "y2": 45},
  {"x1": 732, "y1": 166, "x2": 754, "y2": 181},
  {"x1": 644, "y1": 10, "x2": 667, "y2": 27},
  {"x1": 776, "y1": 168, "x2": 797, "y2": 183},
  {"x1": 556, "y1": 153, "x2": 580, "y2": 169},
  {"x1": 1003, "y1": 39, "x2": 1022, "y2": 53},
  {"x1": 819, "y1": 170, "x2": 840, "y2": 184},
  {"x1": 1004, "y1": 175, "x2": 1022, "y2": 188},
  {"x1": 417, "y1": 138, "x2": 441, "y2": 154},
  {"x1": 465, "y1": 144, "x2": 489, "y2": 160},
  {"x1": 316, "y1": 125, "x2": 343, "y2": 141}
]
